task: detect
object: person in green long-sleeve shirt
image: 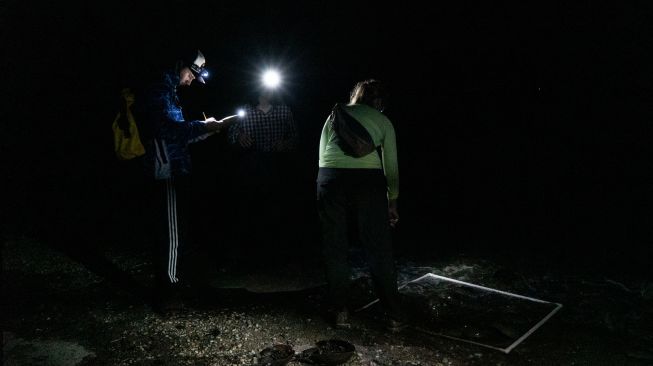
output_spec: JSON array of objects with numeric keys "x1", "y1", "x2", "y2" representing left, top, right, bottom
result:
[{"x1": 317, "y1": 79, "x2": 405, "y2": 332}]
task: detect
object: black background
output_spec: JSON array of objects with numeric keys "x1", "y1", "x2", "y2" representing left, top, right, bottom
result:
[{"x1": 3, "y1": 1, "x2": 653, "y2": 274}]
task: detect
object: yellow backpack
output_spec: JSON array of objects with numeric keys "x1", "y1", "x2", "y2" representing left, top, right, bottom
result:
[{"x1": 112, "y1": 88, "x2": 145, "y2": 160}]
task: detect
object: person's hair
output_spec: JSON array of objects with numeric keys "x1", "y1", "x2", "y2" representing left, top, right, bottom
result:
[
  {"x1": 349, "y1": 79, "x2": 388, "y2": 110},
  {"x1": 174, "y1": 60, "x2": 185, "y2": 75},
  {"x1": 174, "y1": 49, "x2": 201, "y2": 75}
]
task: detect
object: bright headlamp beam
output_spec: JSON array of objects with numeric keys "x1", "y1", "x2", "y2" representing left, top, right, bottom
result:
[{"x1": 262, "y1": 69, "x2": 281, "y2": 88}]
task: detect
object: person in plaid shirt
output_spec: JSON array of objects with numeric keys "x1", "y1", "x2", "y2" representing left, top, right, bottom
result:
[
  {"x1": 228, "y1": 90, "x2": 297, "y2": 152},
  {"x1": 226, "y1": 90, "x2": 299, "y2": 265}
]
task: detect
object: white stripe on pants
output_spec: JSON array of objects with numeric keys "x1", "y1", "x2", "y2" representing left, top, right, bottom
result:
[{"x1": 166, "y1": 178, "x2": 179, "y2": 283}]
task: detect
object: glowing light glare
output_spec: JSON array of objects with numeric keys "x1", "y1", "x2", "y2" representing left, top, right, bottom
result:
[
  {"x1": 262, "y1": 70, "x2": 281, "y2": 88},
  {"x1": 237, "y1": 109, "x2": 246, "y2": 117},
  {"x1": 201, "y1": 70, "x2": 209, "y2": 78},
  {"x1": 219, "y1": 115, "x2": 237, "y2": 121}
]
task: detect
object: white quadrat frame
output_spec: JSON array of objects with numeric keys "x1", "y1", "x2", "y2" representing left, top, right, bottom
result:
[{"x1": 356, "y1": 273, "x2": 563, "y2": 354}]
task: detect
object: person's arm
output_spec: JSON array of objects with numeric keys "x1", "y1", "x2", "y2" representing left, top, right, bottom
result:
[
  {"x1": 228, "y1": 120, "x2": 240, "y2": 145},
  {"x1": 318, "y1": 118, "x2": 330, "y2": 164},
  {"x1": 380, "y1": 118, "x2": 399, "y2": 226},
  {"x1": 228, "y1": 108, "x2": 254, "y2": 149},
  {"x1": 146, "y1": 84, "x2": 214, "y2": 142},
  {"x1": 228, "y1": 119, "x2": 253, "y2": 149},
  {"x1": 381, "y1": 122, "x2": 399, "y2": 201}
]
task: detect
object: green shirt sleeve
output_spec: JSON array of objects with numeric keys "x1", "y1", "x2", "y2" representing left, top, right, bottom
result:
[
  {"x1": 318, "y1": 117, "x2": 329, "y2": 164},
  {"x1": 380, "y1": 119, "x2": 399, "y2": 200}
]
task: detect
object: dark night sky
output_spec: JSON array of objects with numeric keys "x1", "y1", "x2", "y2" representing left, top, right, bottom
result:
[{"x1": 3, "y1": 1, "x2": 653, "y2": 270}]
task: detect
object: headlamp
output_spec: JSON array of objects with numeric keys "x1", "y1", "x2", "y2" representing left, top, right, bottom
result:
[{"x1": 262, "y1": 69, "x2": 281, "y2": 89}]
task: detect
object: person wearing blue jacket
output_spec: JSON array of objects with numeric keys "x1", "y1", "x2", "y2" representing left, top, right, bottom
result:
[{"x1": 137, "y1": 50, "x2": 225, "y2": 313}]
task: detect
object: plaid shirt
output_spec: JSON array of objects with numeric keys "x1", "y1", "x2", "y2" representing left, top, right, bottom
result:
[{"x1": 228, "y1": 104, "x2": 297, "y2": 152}]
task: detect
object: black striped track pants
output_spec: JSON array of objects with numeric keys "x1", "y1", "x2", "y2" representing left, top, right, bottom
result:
[{"x1": 154, "y1": 176, "x2": 191, "y2": 286}]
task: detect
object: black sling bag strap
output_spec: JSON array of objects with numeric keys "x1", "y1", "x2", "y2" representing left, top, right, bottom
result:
[{"x1": 329, "y1": 103, "x2": 376, "y2": 158}]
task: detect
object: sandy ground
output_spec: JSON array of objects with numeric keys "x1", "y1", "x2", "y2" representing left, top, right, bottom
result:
[{"x1": 2, "y1": 237, "x2": 653, "y2": 365}]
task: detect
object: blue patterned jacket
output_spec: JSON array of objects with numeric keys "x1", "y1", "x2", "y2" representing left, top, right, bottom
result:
[{"x1": 137, "y1": 70, "x2": 211, "y2": 180}]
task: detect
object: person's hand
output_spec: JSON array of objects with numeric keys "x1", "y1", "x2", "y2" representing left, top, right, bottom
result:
[
  {"x1": 238, "y1": 131, "x2": 253, "y2": 148},
  {"x1": 388, "y1": 199, "x2": 399, "y2": 228}
]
